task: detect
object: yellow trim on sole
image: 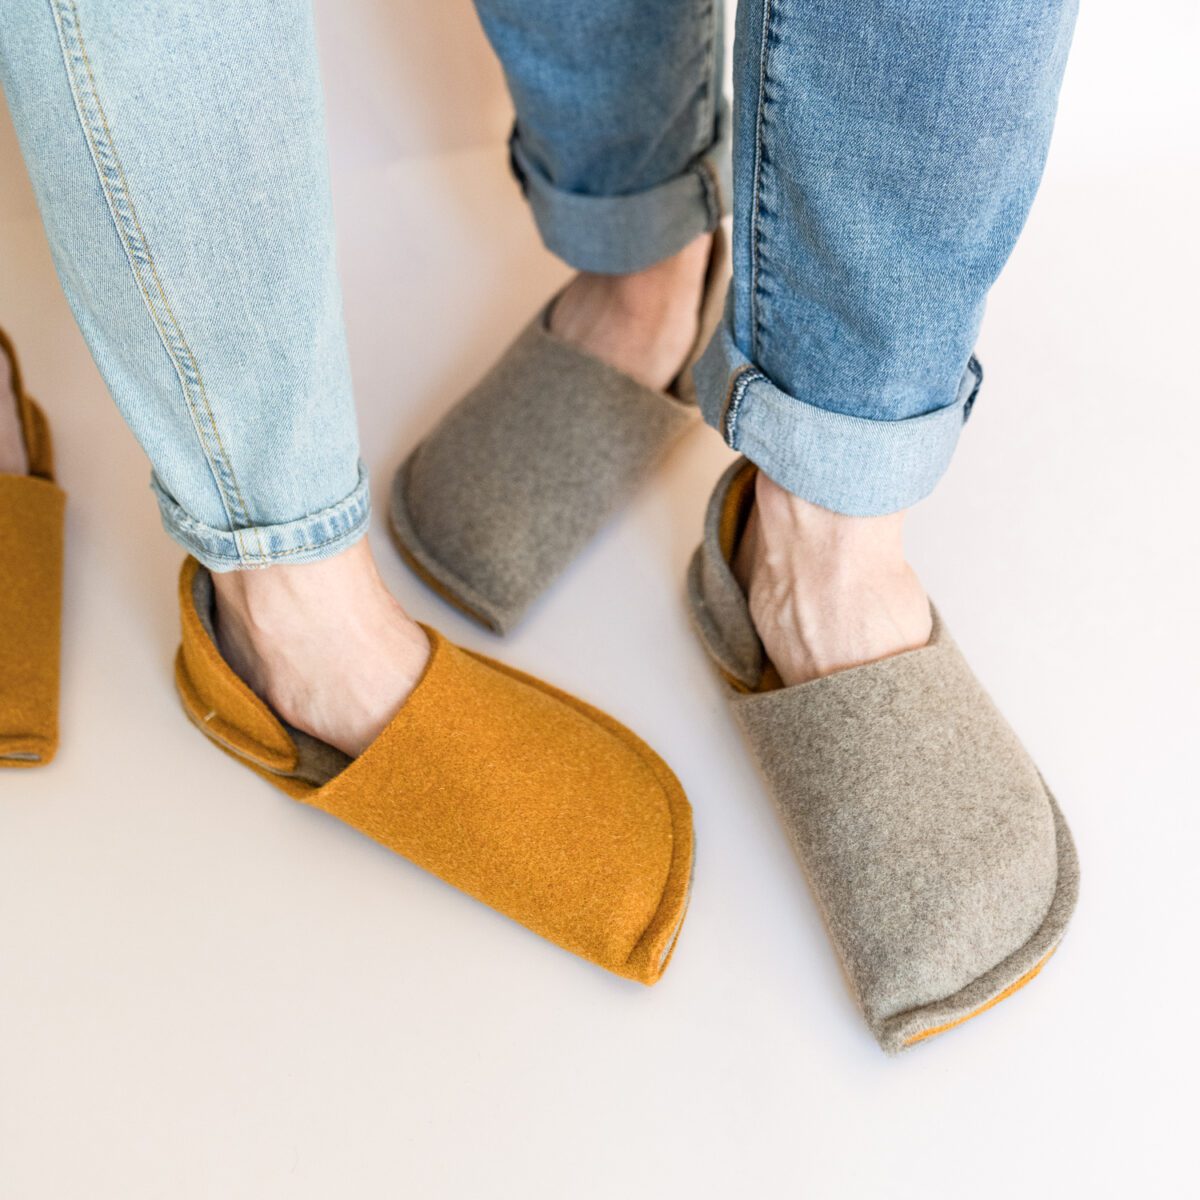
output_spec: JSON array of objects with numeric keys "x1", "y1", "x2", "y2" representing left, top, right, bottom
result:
[{"x1": 903, "y1": 948, "x2": 1057, "y2": 1047}]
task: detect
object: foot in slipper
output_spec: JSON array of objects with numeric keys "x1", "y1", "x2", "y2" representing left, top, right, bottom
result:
[
  {"x1": 0, "y1": 328, "x2": 65, "y2": 768},
  {"x1": 390, "y1": 228, "x2": 730, "y2": 634},
  {"x1": 175, "y1": 556, "x2": 694, "y2": 984},
  {"x1": 689, "y1": 458, "x2": 1079, "y2": 1052}
]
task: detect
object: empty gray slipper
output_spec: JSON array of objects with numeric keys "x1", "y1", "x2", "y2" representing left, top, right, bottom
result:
[
  {"x1": 688, "y1": 458, "x2": 1079, "y2": 1053},
  {"x1": 390, "y1": 229, "x2": 730, "y2": 634}
]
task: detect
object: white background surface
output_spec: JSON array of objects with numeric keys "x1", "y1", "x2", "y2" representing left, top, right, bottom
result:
[{"x1": 1, "y1": 2, "x2": 1197, "y2": 1196}]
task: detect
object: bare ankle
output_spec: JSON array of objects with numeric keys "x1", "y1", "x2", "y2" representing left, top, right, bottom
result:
[
  {"x1": 549, "y1": 230, "x2": 714, "y2": 391},
  {"x1": 752, "y1": 473, "x2": 906, "y2": 562},
  {"x1": 595, "y1": 230, "x2": 714, "y2": 316},
  {"x1": 736, "y1": 472, "x2": 931, "y2": 685},
  {"x1": 211, "y1": 538, "x2": 429, "y2": 756},
  {"x1": 213, "y1": 537, "x2": 391, "y2": 640}
]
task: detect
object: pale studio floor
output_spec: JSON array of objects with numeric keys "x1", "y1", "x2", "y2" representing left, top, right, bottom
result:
[{"x1": 1, "y1": 3, "x2": 1196, "y2": 1198}]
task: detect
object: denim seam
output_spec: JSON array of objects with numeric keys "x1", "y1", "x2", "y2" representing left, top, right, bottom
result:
[
  {"x1": 694, "y1": 157, "x2": 722, "y2": 228},
  {"x1": 721, "y1": 365, "x2": 763, "y2": 446},
  {"x1": 695, "y1": 0, "x2": 717, "y2": 162},
  {"x1": 157, "y1": 468, "x2": 370, "y2": 565},
  {"x1": 204, "y1": 536, "x2": 361, "y2": 566},
  {"x1": 163, "y1": 506, "x2": 366, "y2": 556},
  {"x1": 748, "y1": 0, "x2": 776, "y2": 361},
  {"x1": 48, "y1": 0, "x2": 262, "y2": 564},
  {"x1": 963, "y1": 354, "x2": 984, "y2": 420}
]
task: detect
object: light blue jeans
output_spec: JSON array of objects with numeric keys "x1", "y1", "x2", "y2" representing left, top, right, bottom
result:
[
  {"x1": 489, "y1": 0, "x2": 1078, "y2": 514},
  {"x1": 0, "y1": 2, "x2": 365, "y2": 570},
  {"x1": 0, "y1": 1, "x2": 1077, "y2": 572}
]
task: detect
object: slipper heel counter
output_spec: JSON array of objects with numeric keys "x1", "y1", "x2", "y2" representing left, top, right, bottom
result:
[{"x1": 174, "y1": 559, "x2": 299, "y2": 775}]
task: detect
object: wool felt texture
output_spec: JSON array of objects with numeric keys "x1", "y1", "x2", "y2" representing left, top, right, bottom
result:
[
  {"x1": 389, "y1": 229, "x2": 730, "y2": 634},
  {"x1": 0, "y1": 328, "x2": 65, "y2": 768},
  {"x1": 175, "y1": 558, "x2": 694, "y2": 983},
  {"x1": 688, "y1": 458, "x2": 1079, "y2": 1052}
]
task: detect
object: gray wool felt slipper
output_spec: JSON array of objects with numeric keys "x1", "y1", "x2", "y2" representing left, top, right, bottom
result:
[
  {"x1": 389, "y1": 228, "x2": 730, "y2": 634},
  {"x1": 688, "y1": 458, "x2": 1079, "y2": 1053}
]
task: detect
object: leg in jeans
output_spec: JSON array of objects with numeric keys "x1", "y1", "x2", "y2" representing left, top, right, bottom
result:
[
  {"x1": 2, "y1": 6, "x2": 701, "y2": 976},
  {"x1": 466, "y1": 0, "x2": 1081, "y2": 1038},
  {"x1": 0, "y1": 2, "x2": 427, "y2": 755},
  {"x1": 474, "y1": 0, "x2": 1075, "y2": 679},
  {"x1": 694, "y1": 0, "x2": 1079, "y2": 682},
  {"x1": 473, "y1": 0, "x2": 730, "y2": 389}
]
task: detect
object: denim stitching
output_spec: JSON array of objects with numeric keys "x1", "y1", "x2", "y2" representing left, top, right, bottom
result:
[
  {"x1": 748, "y1": 0, "x2": 775, "y2": 360},
  {"x1": 158, "y1": 467, "x2": 370, "y2": 565},
  {"x1": 722, "y1": 366, "x2": 763, "y2": 446},
  {"x1": 694, "y1": 158, "x2": 722, "y2": 229},
  {"x1": 48, "y1": 0, "x2": 263, "y2": 564},
  {"x1": 203, "y1": 533, "x2": 365, "y2": 567},
  {"x1": 166, "y1": 497, "x2": 368, "y2": 545},
  {"x1": 695, "y1": 0, "x2": 718, "y2": 161},
  {"x1": 683, "y1": 0, "x2": 722, "y2": 236},
  {"x1": 166, "y1": 504, "x2": 370, "y2": 561},
  {"x1": 963, "y1": 354, "x2": 984, "y2": 421}
]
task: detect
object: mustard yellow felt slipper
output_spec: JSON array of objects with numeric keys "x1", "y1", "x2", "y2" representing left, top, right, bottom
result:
[
  {"x1": 174, "y1": 557, "x2": 693, "y2": 983},
  {"x1": 0, "y1": 328, "x2": 65, "y2": 768}
]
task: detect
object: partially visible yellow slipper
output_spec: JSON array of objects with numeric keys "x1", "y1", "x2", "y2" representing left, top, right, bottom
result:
[
  {"x1": 0, "y1": 328, "x2": 65, "y2": 768},
  {"x1": 174, "y1": 557, "x2": 694, "y2": 983}
]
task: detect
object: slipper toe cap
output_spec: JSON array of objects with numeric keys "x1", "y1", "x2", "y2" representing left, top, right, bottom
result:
[
  {"x1": 731, "y1": 632, "x2": 1075, "y2": 1050},
  {"x1": 315, "y1": 637, "x2": 695, "y2": 984},
  {"x1": 390, "y1": 315, "x2": 696, "y2": 634}
]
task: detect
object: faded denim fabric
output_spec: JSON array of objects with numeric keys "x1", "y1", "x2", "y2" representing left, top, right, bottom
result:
[
  {"x1": 2, "y1": 0, "x2": 1079, "y2": 550},
  {"x1": 475, "y1": 0, "x2": 732, "y2": 274},
  {"x1": 0, "y1": 1, "x2": 366, "y2": 569},
  {"x1": 484, "y1": 0, "x2": 1077, "y2": 514}
]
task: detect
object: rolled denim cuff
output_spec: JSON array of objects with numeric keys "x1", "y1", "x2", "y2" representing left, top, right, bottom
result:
[
  {"x1": 151, "y1": 460, "x2": 372, "y2": 571},
  {"x1": 509, "y1": 104, "x2": 732, "y2": 275},
  {"x1": 694, "y1": 318, "x2": 983, "y2": 516}
]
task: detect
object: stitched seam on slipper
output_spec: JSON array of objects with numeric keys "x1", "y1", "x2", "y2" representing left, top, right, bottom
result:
[{"x1": 882, "y1": 803, "x2": 1065, "y2": 1037}]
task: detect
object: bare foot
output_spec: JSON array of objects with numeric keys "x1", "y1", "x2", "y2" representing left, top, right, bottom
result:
[
  {"x1": 212, "y1": 538, "x2": 430, "y2": 757},
  {"x1": 0, "y1": 348, "x2": 29, "y2": 475},
  {"x1": 733, "y1": 471, "x2": 932, "y2": 687},
  {"x1": 549, "y1": 231, "x2": 713, "y2": 392}
]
